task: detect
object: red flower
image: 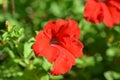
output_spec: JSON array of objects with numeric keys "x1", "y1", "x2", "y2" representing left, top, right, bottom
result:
[
  {"x1": 32, "y1": 19, "x2": 84, "y2": 75},
  {"x1": 84, "y1": 0, "x2": 120, "y2": 28}
]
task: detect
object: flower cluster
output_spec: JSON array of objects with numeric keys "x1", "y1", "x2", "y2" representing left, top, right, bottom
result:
[{"x1": 32, "y1": 0, "x2": 120, "y2": 75}]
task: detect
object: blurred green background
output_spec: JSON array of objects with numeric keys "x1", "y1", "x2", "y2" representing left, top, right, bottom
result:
[{"x1": 0, "y1": 0, "x2": 120, "y2": 80}]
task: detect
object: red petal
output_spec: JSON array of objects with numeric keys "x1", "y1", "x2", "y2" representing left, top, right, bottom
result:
[
  {"x1": 84, "y1": 0, "x2": 103, "y2": 23},
  {"x1": 67, "y1": 19, "x2": 80, "y2": 39},
  {"x1": 56, "y1": 19, "x2": 80, "y2": 40},
  {"x1": 100, "y1": 3, "x2": 113, "y2": 27},
  {"x1": 32, "y1": 31, "x2": 59, "y2": 62},
  {"x1": 55, "y1": 19, "x2": 84, "y2": 58},
  {"x1": 43, "y1": 19, "x2": 67, "y2": 38},
  {"x1": 50, "y1": 45, "x2": 76, "y2": 75},
  {"x1": 44, "y1": 21, "x2": 56, "y2": 39},
  {"x1": 53, "y1": 19, "x2": 67, "y2": 34},
  {"x1": 32, "y1": 31, "x2": 50, "y2": 57},
  {"x1": 109, "y1": 0, "x2": 120, "y2": 19},
  {"x1": 109, "y1": 0, "x2": 120, "y2": 10},
  {"x1": 60, "y1": 38, "x2": 84, "y2": 58},
  {"x1": 41, "y1": 45, "x2": 59, "y2": 62},
  {"x1": 109, "y1": 6, "x2": 120, "y2": 25}
]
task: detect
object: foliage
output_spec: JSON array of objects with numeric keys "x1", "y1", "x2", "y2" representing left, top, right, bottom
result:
[{"x1": 0, "y1": 0, "x2": 120, "y2": 80}]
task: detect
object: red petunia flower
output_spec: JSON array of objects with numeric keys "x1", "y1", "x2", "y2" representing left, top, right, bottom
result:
[
  {"x1": 32, "y1": 19, "x2": 84, "y2": 75},
  {"x1": 84, "y1": 0, "x2": 120, "y2": 28}
]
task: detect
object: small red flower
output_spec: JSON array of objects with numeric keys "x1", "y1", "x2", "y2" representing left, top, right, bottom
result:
[
  {"x1": 32, "y1": 19, "x2": 84, "y2": 75},
  {"x1": 84, "y1": 0, "x2": 120, "y2": 28}
]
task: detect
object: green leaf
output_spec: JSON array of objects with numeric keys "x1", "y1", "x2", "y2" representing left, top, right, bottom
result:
[
  {"x1": 49, "y1": 2, "x2": 62, "y2": 17},
  {"x1": 50, "y1": 75, "x2": 64, "y2": 80},
  {"x1": 23, "y1": 42, "x2": 33, "y2": 59},
  {"x1": 40, "y1": 74, "x2": 49, "y2": 80},
  {"x1": 106, "y1": 47, "x2": 120, "y2": 57},
  {"x1": 104, "y1": 71, "x2": 120, "y2": 80},
  {"x1": 0, "y1": 0, "x2": 2, "y2": 5},
  {"x1": 42, "y1": 58, "x2": 52, "y2": 71}
]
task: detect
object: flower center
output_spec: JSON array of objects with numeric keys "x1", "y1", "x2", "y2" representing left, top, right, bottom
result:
[
  {"x1": 98, "y1": 0, "x2": 105, "y2": 2},
  {"x1": 50, "y1": 37, "x2": 58, "y2": 44}
]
